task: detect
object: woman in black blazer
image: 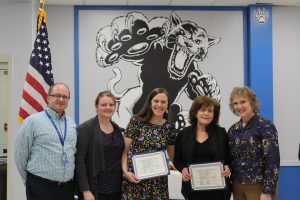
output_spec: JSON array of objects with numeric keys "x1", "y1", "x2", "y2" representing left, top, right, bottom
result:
[
  {"x1": 75, "y1": 91, "x2": 125, "y2": 200},
  {"x1": 174, "y1": 96, "x2": 231, "y2": 200}
]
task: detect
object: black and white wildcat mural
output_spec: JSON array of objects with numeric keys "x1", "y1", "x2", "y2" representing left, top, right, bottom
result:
[{"x1": 96, "y1": 11, "x2": 221, "y2": 129}]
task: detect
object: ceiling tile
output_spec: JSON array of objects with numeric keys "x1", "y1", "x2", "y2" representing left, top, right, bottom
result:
[
  {"x1": 43, "y1": 0, "x2": 300, "y2": 6},
  {"x1": 171, "y1": 0, "x2": 214, "y2": 6},
  {"x1": 46, "y1": 0, "x2": 84, "y2": 5},
  {"x1": 128, "y1": 0, "x2": 171, "y2": 6},
  {"x1": 84, "y1": 0, "x2": 127, "y2": 5},
  {"x1": 257, "y1": 0, "x2": 300, "y2": 5},
  {"x1": 213, "y1": 0, "x2": 258, "y2": 6}
]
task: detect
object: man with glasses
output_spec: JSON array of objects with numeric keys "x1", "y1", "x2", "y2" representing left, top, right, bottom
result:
[{"x1": 14, "y1": 82, "x2": 77, "y2": 200}]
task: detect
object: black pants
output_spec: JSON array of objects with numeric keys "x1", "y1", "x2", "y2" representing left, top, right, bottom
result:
[
  {"x1": 188, "y1": 190, "x2": 223, "y2": 200},
  {"x1": 26, "y1": 173, "x2": 74, "y2": 200},
  {"x1": 95, "y1": 192, "x2": 121, "y2": 200}
]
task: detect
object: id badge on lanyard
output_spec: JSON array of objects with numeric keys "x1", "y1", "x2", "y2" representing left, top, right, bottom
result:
[
  {"x1": 62, "y1": 149, "x2": 69, "y2": 165},
  {"x1": 45, "y1": 110, "x2": 69, "y2": 165}
]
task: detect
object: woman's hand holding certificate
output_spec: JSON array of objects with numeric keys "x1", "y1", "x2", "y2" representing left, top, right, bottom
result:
[
  {"x1": 123, "y1": 171, "x2": 141, "y2": 183},
  {"x1": 181, "y1": 167, "x2": 192, "y2": 182},
  {"x1": 221, "y1": 165, "x2": 231, "y2": 177}
]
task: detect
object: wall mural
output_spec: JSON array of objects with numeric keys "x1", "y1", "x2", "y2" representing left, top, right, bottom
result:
[{"x1": 95, "y1": 11, "x2": 221, "y2": 129}]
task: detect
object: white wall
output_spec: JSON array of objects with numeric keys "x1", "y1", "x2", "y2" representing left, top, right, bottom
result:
[
  {"x1": 0, "y1": 1, "x2": 33, "y2": 200},
  {"x1": 47, "y1": 5, "x2": 75, "y2": 117},
  {"x1": 273, "y1": 6, "x2": 300, "y2": 166},
  {"x1": 0, "y1": 2, "x2": 74, "y2": 199}
]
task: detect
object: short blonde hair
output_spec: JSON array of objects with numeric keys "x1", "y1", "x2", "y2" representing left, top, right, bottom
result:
[{"x1": 229, "y1": 86, "x2": 260, "y2": 115}]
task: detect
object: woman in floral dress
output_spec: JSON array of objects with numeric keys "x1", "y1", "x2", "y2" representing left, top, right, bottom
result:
[{"x1": 121, "y1": 88, "x2": 177, "y2": 200}]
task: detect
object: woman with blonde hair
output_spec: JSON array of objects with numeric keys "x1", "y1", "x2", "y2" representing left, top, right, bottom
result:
[
  {"x1": 76, "y1": 91, "x2": 125, "y2": 200},
  {"x1": 228, "y1": 86, "x2": 280, "y2": 200}
]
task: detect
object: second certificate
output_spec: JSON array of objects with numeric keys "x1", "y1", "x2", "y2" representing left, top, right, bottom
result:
[{"x1": 189, "y1": 162, "x2": 226, "y2": 191}]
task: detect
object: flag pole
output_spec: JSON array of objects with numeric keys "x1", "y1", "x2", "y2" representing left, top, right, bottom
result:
[{"x1": 18, "y1": 0, "x2": 54, "y2": 123}]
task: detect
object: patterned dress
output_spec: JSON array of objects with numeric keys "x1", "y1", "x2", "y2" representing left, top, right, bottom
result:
[{"x1": 122, "y1": 116, "x2": 177, "y2": 200}]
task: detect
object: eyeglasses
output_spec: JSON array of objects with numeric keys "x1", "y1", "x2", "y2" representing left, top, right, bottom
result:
[{"x1": 49, "y1": 94, "x2": 70, "y2": 100}]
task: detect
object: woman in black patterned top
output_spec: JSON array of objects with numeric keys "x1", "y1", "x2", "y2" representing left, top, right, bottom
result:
[
  {"x1": 228, "y1": 86, "x2": 280, "y2": 200},
  {"x1": 76, "y1": 91, "x2": 125, "y2": 200}
]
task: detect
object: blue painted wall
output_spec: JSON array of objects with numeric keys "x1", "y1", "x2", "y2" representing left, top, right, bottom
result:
[
  {"x1": 248, "y1": 5, "x2": 273, "y2": 121},
  {"x1": 248, "y1": 5, "x2": 300, "y2": 200},
  {"x1": 278, "y1": 166, "x2": 300, "y2": 200}
]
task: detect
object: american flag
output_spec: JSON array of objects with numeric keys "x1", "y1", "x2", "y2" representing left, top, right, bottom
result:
[{"x1": 18, "y1": 8, "x2": 53, "y2": 123}]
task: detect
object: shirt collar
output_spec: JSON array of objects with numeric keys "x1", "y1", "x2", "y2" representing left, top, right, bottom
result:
[
  {"x1": 237, "y1": 114, "x2": 259, "y2": 130},
  {"x1": 45, "y1": 107, "x2": 66, "y2": 120}
]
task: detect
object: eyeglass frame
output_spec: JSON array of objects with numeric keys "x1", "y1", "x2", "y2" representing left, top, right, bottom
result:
[{"x1": 49, "y1": 94, "x2": 70, "y2": 100}]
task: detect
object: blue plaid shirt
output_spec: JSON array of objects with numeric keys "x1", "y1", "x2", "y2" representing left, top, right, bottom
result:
[
  {"x1": 14, "y1": 107, "x2": 77, "y2": 184},
  {"x1": 228, "y1": 115, "x2": 280, "y2": 194}
]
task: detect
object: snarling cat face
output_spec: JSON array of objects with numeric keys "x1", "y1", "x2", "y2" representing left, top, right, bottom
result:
[{"x1": 166, "y1": 12, "x2": 220, "y2": 80}]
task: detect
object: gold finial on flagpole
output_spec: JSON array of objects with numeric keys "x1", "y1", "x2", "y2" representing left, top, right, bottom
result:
[
  {"x1": 40, "y1": 0, "x2": 45, "y2": 10},
  {"x1": 37, "y1": 0, "x2": 47, "y2": 31}
]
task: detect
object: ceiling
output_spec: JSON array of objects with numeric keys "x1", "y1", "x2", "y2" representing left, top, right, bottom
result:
[
  {"x1": 3, "y1": 0, "x2": 300, "y2": 6},
  {"x1": 43, "y1": 0, "x2": 300, "y2": 6}
]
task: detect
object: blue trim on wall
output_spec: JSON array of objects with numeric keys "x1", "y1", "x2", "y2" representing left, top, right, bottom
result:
[
  {"x1": 243, "y1": 8, "x2": 249, "y2": 86},
  {"x1": 248, "y1": 5, "x2": 273, "y2": 121},
  {"x1": 75, "y1": 5, "x2": 245, "y2": 11},
  {"x1": 73, "y1": 5, "x2": 247, "y2": 124}
]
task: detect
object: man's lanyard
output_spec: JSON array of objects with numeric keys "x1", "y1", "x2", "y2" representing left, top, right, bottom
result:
[{"x1": 45, "y1": 110, "x2": 67, "y2": 146}]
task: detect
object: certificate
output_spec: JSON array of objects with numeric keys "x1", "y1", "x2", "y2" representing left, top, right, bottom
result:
[
  {"x1": 132, "y1": 151, "x2": 169, "y2": 180},
  {"x1": 189, "y1": 162, "x2": 226, "y2": 190}
]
